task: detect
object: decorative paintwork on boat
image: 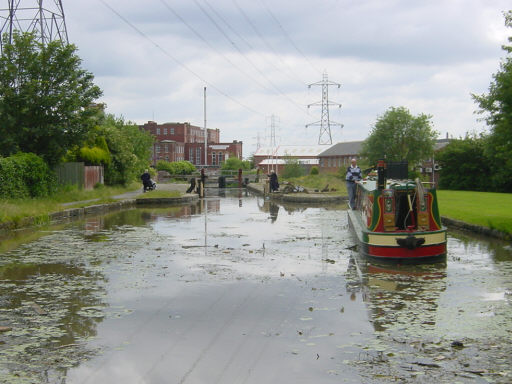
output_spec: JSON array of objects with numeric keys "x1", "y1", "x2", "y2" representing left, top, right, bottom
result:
[{"x1": 348, "y1": 161, "x2": 447, "y2": 261}]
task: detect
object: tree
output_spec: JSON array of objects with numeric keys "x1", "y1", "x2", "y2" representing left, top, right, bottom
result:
[
  {"x1": 361, "y1": 106, "x2": 438, "y2": 167},
  {"x1": 0, "y1": 32, "x2": 102, "y2": 165},
  {"x1": 97, "y1": 115, "x2": 154, "y2": 185},
  {"x1": 221, "y1": 157, "x2": 251, "y2": 171},
  {"x1": 436, "y1": 134, "x2": 489, "y2": 191},
  {"x1": 282, "y1": 158, "x2": 305, "y2": 179},
  {"x1": 472, "y1": 10, "x2": 512, "y2": 192}
]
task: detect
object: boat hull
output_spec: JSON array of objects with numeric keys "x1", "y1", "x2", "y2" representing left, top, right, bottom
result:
[{"x1": 348, "y1": 209, "x2": 447, "y2": 262}]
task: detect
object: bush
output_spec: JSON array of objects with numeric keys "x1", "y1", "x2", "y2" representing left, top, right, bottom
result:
[
  {"x1": 310, "y1": 166, "x2": 319, "y2": 175},
  {"x1": 221, "y1": 157, "x2": 251, "y2": 171},
  {"x1": 79, "y1": 146, "x2": 111, "y2": 165},
  {"x1": 0, "y1": 153, "x2": 55, "y2": 199},
  {"x1": 282, "y1": 160, "x2": 305, "y2": 179},
  {"x1": 156, "y1": 160, "x2": 196, "y2": 175}
]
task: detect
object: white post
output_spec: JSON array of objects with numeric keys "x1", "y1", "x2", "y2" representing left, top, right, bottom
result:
[{"x1": 204, "y1": 87, "x2": 207, "y2": 167}]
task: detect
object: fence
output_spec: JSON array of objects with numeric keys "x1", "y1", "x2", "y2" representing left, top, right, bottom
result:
[{"x1": 54, "y1": 162, "x2": 104, "y2": 190}]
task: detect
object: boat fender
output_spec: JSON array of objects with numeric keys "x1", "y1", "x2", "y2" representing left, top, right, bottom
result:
[{"x1": 396, "y1": 235, "x2": 425, "y2": 250}]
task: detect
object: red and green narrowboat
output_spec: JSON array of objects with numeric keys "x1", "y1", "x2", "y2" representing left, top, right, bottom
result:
[{"x1": 347, "y1": 161, "x2": 447, "y2": 261}]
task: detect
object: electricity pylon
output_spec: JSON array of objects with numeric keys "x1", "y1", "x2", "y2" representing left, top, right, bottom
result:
[
  {"x1": 0, "y1": 0, "x2": 69, "y2": 54},
  {"x1": 306, "y1": 72, "x2": 343, "y2": 145}
]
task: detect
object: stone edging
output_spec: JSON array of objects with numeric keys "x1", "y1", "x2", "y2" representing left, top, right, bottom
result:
[
  {"x1": 135, "y1": 195, "x2": 199, "y2": 204},
  {"x1": 441, "y1": 216, "x2": 510, "y2": 241}
]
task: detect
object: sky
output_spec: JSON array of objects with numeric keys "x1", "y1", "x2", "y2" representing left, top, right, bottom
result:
[{"x1": 58, "y1": 0, "x2": 511, "y2": 157}]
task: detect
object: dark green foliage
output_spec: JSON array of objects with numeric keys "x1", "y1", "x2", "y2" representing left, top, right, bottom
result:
[
  {"x1": 156, "y1": 160, "x2": 196, "y2": 175},
  {"x1": 472, "y1": 11, "x2": 512, "y2": 192},
  {"x1": 98, "y1": 115, "x2": 154, "y2": 185},
  {"x1": 361, "y1": 106, "x2": 438, "y2": 166},
  {"x1": 437, "y1": 135, "x2": 489, "y2": 191},
  {"x1": 0, "y1": 153, "x2": 55, "y2": 198},
  {"x1": 310, "y1": 166, "x2": 319, "y2": 175},
  {"x1": 282, "y1": 159, "x2": 306, "y2": 179},
  {"x1": 0, "y1": 32, "x2": 102, "y2": 166}
]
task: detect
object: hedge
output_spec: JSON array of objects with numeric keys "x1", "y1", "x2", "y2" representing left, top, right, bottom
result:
[{"x1": 0, "y1": 153, "x2": 55, "y2": 199}]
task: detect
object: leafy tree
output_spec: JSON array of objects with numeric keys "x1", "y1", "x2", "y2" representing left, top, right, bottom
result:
[
  {"x1": 361, "y1": 106, "x2": 438, "y2": 167},
  {"x1": 436, "y1": 134, "x2": 489, "y2": 191},
  {"x1": 472, "y1": 10, "x2": 512, "y2": 192},
  {"x1": 0, "y1": 32, "x2": 102, "y2": 165},
  {"x1": 221, "y1": 157, "x2": 251, "y2": 171},
  {"x1": 282, "y1": 158, "x2": 305, "y2": 179},
  {"x1": 98, "y1": 115, "x2": 154, "y2": 185}
]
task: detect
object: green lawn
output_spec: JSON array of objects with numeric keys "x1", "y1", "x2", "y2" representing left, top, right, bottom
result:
[{"x1": 437, "y1": 190, "x2": 512, "y2": 235}]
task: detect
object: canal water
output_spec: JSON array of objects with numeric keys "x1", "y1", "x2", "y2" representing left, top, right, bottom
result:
[{"x1": 0, "y1": 189, "x2": 511, "y2": 383}]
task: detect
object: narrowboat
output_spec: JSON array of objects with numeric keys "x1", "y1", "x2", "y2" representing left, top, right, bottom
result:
[{"x1": 347, "y1": 160, "x2": 447, "y2": 261}]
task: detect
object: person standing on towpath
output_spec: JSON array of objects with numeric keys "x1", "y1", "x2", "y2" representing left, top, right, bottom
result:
[{"x1": 346, "y1": 158, "x2": 362, "y2": 209}]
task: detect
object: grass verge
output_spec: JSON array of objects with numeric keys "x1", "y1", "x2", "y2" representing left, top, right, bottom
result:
[
  {"x1": 0, "y1": 182, "x2": 140, "y2": 225},
  {"x1": 135, "y1": 190, "x2": 182, "y2": 199},
  {"x1": 437, "y1": 190, "x2": 512, "y2": 235}
]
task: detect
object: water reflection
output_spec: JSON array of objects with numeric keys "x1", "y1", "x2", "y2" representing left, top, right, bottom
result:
[
  {"x1": 346, "y1": 256, "x2": 447, "y2": 333},
  {"x1": 1, "y1": 192, "x2": 511, "y2": 384}
]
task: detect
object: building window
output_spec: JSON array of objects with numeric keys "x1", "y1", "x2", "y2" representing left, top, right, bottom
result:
[
  {"x1": 196, "y1": 148, "x2": 201, "y2": 165},
  {"x1": 218, "y1": 152, "x2": 223, "y2": 164},
  {"x1": 164, "y1": 144, "x2": 168, "y2": 153},
  {"x1": 189, "y1": 148, "x2": 194, "y2": 164},
  {"x1": 163, "y1": 128, "x2": 167, "y2": 135},
  {"x1": 165, "y1": 156, "x2": 169, "y2": 161},
  {"x1": 156, "y1": 128, "x2": 161, "y2": 135},
  {"x1": 155, "y1": 144, "x2": 160, "y2": 153},
  {"x1": 170, "y1": 128, "x2": 174, "y2": 135},
  {"x1": 212, "y1": 152, "x2": 216, "y2": 165}
]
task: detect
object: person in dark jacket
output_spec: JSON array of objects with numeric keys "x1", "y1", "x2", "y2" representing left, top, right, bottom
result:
[
  {"x1": 345, "y1": 159, "x2": 362, "y2": 209},
  {"x1": 141, "y1": 169, "x2": 152, "y2": 191},
  {"x1": 269, "y1": 170, "x2": 279, "y2": 192}
]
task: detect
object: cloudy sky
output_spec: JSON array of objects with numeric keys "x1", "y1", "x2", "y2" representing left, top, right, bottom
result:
[{"x1": 60, "y1": 0, "x2": 510, "y2": 156}]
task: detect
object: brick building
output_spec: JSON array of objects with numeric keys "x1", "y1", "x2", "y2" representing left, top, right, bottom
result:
[{"x1": 140, "y1": 121, "x2": 242, "y2": 167}]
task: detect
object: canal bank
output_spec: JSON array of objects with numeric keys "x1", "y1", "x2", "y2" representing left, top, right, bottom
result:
[
  {"x1": 1, "y1": 182, "x2": 509, "y2": 242},
  {"x1": 0, "y1": 183, "x2": 198, "y2": 233}
]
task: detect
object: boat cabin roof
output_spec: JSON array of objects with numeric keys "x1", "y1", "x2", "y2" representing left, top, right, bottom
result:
[{"x1": 359, "y1": 178, "x2": 430, "y2": 192}]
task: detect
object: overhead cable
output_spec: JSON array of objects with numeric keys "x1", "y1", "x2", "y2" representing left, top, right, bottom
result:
[
  {"x1": 232, "y1": 0, "x2": 306, "y2": 86},
  {"x1": 99, "y1": 0, "x2": 265, "y2": 118},
  {"x1": 193, "y1": 0, "x2": 306, "y2": 114},
  {"x1": 258, "y1": 0, "x2": 322, "y2": 76}
]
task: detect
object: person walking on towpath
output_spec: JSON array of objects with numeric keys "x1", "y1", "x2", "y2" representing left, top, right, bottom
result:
[{"x1": 346, "y1": 158, "x2": 362, "y2": 209}]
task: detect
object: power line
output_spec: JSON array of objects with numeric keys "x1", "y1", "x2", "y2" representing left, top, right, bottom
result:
[
  {"x1": 258, "y1": 0, "x2": 321, "y2": 76},
  {"x1": 99, "y1": 0, "x2": 265, "y2": 118},
  {"x1": 192, "y1": 0, "x2": 306, "y2": 114},
  {"x1": 232, "y1": 0, "x2": 306, "y2": 86},
  {"x1": 159, "y1": 0, "x2": 276, "y2": 96}
]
